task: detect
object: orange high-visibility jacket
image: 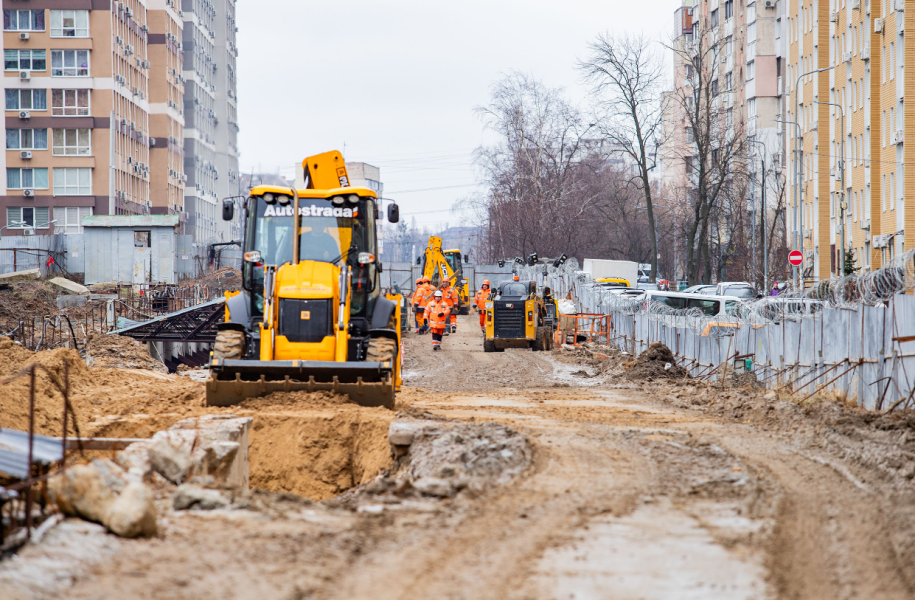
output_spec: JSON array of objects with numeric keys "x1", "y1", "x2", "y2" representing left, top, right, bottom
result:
[
  {"x1": 411, "y1": 284, "x2": 427, "y2": 306},
  {"x1": 474, "y1": 288, "x2": 490, "y2": 310},
  {"x1": 423, "y1": 300, "x2": 451, "y2": 330},
  {"x1": 417, "y1": 283, "x2": 435, "y2": 307},
  {"x1": 441, "y1": 286, "x2": 458, "y2": 309}
]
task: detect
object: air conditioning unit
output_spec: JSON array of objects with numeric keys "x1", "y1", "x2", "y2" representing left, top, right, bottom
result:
[
  {"x1": 897, "y1": 0, "x2": 906, "y2": 10},
  {"x1": 130, "y1": 121, "x2": 136, "y2": 130},
  {"x1": 851, "y1": 0, "x2": 861, "y2": 8},
  {"x1": 116, "y1": 36, "x2": 123, "y2": 45},
  {"x1": 132, "y1": 87, "x2": 138, "y2": 95},
  {"x1": 862, "y1": 219, "x2": 872, "y2": 230},
  {"x1": 18, "y1": 111, "x2": 30, "y2": 119},
  {"x1": 141, "y1": 25, "x2": 148, "y2": 33},
  {"x1": 765, "y1": 0, "x2": 775, "y2": 6},
  {"x1": 20, "y1": 151, "x2": 32, "y2": 160},
  {"x1": 19, "y1": 71, "x2": 29, "y2": 80},
  {"x1": 125, "y1": 44, "x2": 134, "y2": 55},
  {"x1": 140, "y1": 91, "x2": 145, "y2": 99},
  {"x1": 142, "y1": 60, "x2": 150, "y2": 69},
  {"x1": 861, "y1": 45, "x2": 870, "y2": 60},
  {"x1": 23, "y1": 189, "x2": 34, "y2": 197},
  {"x1": 897, "y1": 129, "x2": 905, "y2": 143},
  {"x1": 125, "y1": 7, "x2": 133, "y2": 17},
  {"x1": 19, "y1": 32, "x2": 29, "y2": 40},
  {"x1": 120, "y1": 118, "x2": 128, "y2": 126},
  {"x1": 843, "y1": 51, "x2": 853, "y2": 62},
  {"x1": 830, "y1": 9, "x2": 838, "y2": 21},
  {"x1": 875, "y1": 18, "x2": 884, "y2": 32}
]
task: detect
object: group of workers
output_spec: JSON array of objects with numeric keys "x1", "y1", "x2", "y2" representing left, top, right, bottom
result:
[{"x1": 411, "y1": 277, "x2": 493, "y2": 351}]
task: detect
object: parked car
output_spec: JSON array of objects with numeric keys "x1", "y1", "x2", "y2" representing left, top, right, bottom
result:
[
  {"x1": 682, "y1": 284, "x2": 716, "y2": 295},
  {"x1": 642, "y1": 291, "x2": 742, "y2": 317},
  {"x1": 637, "y1": 282, "x2": 660, "y2": 291},
  {"x1": 716, "y1": 282, "x2": 760, "y2": 299}
]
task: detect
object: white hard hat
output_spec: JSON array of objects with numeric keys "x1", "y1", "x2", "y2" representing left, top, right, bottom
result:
[{"x1": 434, "y1": 290, "x2": 443, "y2": 297}]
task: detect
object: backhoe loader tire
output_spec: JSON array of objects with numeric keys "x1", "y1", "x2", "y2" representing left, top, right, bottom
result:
[
  {"x1": 367, "y1": 337, "x2": 397, "y2": 364},
  {"x1": 213, "y1": 330, "x2": 245, "y2": 360},
  {"x1": 483, "y1": 338, "x2": 502, "y2": 353},
  {"x1": 532, "y1": 326, "x2": 548, "y2": 352}
]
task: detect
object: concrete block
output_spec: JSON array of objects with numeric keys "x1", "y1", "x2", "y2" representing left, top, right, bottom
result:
[
  {"x1": 168, "y1": 415, "x2": 252, "y2": 489},
  {"x1": 0, "y1": 268, "x2": 39, "y2": 283},
  {"x1": 57, "y1": 294, "x2": 88, "y2": 309},
  {"x1": 49, "y1": 277, "x2": 89, "y2": 295}
]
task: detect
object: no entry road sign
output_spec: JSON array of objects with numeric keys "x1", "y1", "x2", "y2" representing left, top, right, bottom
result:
[{"x1": 788, "y1": 250, "x2": 804, "y2": 266}]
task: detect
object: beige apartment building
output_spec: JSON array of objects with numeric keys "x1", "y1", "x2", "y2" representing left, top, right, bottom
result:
[
  {"x1": 1, "y1": 0, "x2": 184, "y2": 236},
  {"x1": 784, "y1": 0, "x2": 913, "y2": 277}
]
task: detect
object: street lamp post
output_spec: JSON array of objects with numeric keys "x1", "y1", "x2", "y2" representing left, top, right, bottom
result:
[
  {"x1": 745, "y1": 139, "x2": 768, "y2": 294},
  {"x1": 792, "y1": 65, "x2": 834, "y2": 288},
  {"x1": 776, "y1": 118, "x2": 803, "y2": 286},
  {"x1": 813, "y1": 100, "x2": 846, "y2": 276},
  {"x1": 662, "y1": 197, "x2": 682, "y2": 286}
]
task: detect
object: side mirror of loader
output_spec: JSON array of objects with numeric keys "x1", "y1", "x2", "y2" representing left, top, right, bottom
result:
[
  {"x1": 222, "y1": 199, "x2": 234, "y2": 221},
  {"x1": 387, "y1": 203, "x2": 400, "y2": 223}
]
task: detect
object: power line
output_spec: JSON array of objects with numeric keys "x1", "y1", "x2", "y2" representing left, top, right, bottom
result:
[{"x1": 385, "y1": 183, "x2": 479, "y2": 194}]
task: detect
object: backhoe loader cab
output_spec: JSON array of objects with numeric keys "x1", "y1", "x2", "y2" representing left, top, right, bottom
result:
[
  {"x1": 483, "y1": 279, "x2": 552, "y2": 352},
  {"x1": 207, "y1": 150, "x2": 402, "y2": 409},
  {"x1": 419, "y1": 237, "x2": 470, "y2": 313}
]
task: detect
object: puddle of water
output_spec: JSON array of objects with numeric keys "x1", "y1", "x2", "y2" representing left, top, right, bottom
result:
[{"x1": 536, "y1": 498, "x2": 769, "y2": 600}]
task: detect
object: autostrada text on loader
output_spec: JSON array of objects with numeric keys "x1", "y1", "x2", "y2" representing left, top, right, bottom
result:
[{"x1": 206, "y1": 150, "x2": 403, "y2": 409}]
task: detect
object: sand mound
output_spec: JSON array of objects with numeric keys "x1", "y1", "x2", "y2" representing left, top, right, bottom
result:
[
  {"x1": 625, "y1": 342, "x2": 688, "y2": 380},
  {"x1": 84, "y1": 334, "x2": 167, "y2": 372}
]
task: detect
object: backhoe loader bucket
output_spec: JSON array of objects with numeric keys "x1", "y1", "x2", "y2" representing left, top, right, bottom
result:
[{"x1": 206, "y1": 359, "x2": 396, "y2": 409}]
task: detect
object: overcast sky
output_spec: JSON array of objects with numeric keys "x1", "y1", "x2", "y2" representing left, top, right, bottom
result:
[{"x1": 235, "y1": 0, "x2": 680, "y2": 230}]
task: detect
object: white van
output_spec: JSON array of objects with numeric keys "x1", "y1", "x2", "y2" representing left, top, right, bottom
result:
[{"x1": 642, "y1": 290, "x2": 742, "y2": 317}]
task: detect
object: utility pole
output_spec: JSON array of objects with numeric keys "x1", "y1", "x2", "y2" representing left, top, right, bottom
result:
[{"x1": 746, "y1": 139, "x2": 768, "y2": 293}]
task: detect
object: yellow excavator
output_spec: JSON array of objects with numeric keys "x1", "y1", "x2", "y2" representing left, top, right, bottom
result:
[
  {"x1": 419, "y1": 237, "x2": 470, "y2": 313},
  {"x1": 206, "y1": 150, "x2": 402, "y2": 409}
]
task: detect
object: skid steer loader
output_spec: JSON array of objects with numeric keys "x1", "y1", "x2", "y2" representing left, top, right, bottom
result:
[
  {"x1": 483, "y1": 278, "x2": 553, "y2": 352},
  {"x1": 206, "y1": 150, "x2": 402, "y2": 409}
]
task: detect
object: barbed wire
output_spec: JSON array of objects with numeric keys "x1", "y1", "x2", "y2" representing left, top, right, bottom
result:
[{"x1": 524, "y1": 249, "x2": 915, "y2": 335}]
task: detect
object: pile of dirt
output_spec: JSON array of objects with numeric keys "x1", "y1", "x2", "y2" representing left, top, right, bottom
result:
[
  {"x1": 84, "y1": 333, "x2": 167, "y2": 372},
  {"x1": 198, "y1": 266, "x2": 242, "y2": 291},
  {"x1": 0, "y1": 281, "x2": 60, "y2": 327},
  {"x1": 624, "y1": 342, "x2": 688, "y2": 381}
]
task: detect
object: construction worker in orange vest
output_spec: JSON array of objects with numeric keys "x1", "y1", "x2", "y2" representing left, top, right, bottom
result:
[
  {"x1": 416, "y1": 276, "x2": 434, "y2": 334},
  {"x1": 474, "y1": 280, "x2": 491, "y2": 333},
  {"x1": 440, "y1": 278, "x2": 459, "y2": 333},
  {"x1": 424, "y1": 290, "x2": 451, "y2": 351},
  {"x1": 410, "y1": 277, "x2": 425, "y2": 331}
]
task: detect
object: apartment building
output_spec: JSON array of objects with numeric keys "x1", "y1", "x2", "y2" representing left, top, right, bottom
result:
[
  {"x1": 147, "y1": 0, "x2": 186, "y2": 222},
  {"x1": 0, "y1": 1, "x2": 190, "y2": 237},
  {"x1": 181, "y1": 0, "x2": 240, "y2": 245},
  {"x1": 783, "y1": 0, "x2": 914, "y2": 278},
  {"x1": 664, "y1": 0, "x2": 781, "y2": 281}
]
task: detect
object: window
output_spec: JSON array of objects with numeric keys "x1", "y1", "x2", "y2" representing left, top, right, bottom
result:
[
  {"x1": 51, "y1": 89, "x2": 89, "y2": 116},
  {"x1": 883, "y1": 46, "x2": 887, "y2": 82},
  {"x1": 7, "y1": 207, "x2": 49, "y2": 229},
  {"x1": 52, "y1": 128, "x2": 90, "y2": 155},
  {"x1": 883, "y1": 175, "x2": 887, "y2": 211},
  {"x1": 5, "y1": 89, "x2": 46, "y2": 111},
  {"x1": 891, "y1": 171, "x2": 896, "y2": 210},
  {"x1": 882, "y1": 111, "x2": 886, "y2": 147},
  {"x1": 725, "y1": 0, "x2": 734, "y2": 19},
  {"x1": 890, "y1": 42, "x2": 895, "y2": 79},
  {"x1": 55, "y1": 206, "x2": 92, "y2": 234},
  {"x1": 7, "y1": 168, "x2": 48, "y2": 189},
  {"x1": 4, "y1": 49, "x2": 46, "y2": 71},
  {"x1": 50, "y1": 10, "x2": 88, "y2": 37},
  {"x1": 53, "y1": 167, "x2": 92, "y2": 195},
  {"x1": 3, "y1": 10, "x2": 44, "y2": 31},
  {"x1": 710, "y1": 79, "x2": 719, "y2": 96},
  {"x1": 6, "y1": 129, "x2": 47, "y2": 150},
  {"x1": 51, "y1": 50, "x2": 89, "y2": 77},
  {"x1": 711, "y1": 8, "x2": 719, "y2": 27}
]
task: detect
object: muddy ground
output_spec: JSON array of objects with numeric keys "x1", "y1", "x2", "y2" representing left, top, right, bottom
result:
[{"x1": 2, "y1": 315, "x2": 915, "y2": 599}]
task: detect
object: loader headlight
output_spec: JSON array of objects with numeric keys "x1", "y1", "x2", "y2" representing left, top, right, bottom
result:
[
  {"x1": 244, "y1": 250, "x2": 262, "y2": 263},
  {"x1": 347, "y1": 194, "x2": 359, "y2": 204},
  {"x1": 358, "y1": 252, "x2": 375, "y2": 264},
  {"x1": 331, "y1": 195, "x2": 345, "y2": 206},
  {"x1": 263, "y1": 193, "x2": 275, "y2": 204},
  {"x1": 277, "y1": 195, "x2": 291, "y2": 205}
]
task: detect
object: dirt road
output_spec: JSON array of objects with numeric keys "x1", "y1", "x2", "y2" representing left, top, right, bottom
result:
[{"x1": 3, "y1": 315, "x2": 915, "y2": 599}]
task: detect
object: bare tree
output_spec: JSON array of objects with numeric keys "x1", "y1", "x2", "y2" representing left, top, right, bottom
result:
[
  {"x1": 665, "y1": 20, "x2": 747, "y2": 285},
  {"x1": 469, "y1": 72, "x2": 597, "y2": 262},
  {"x1": 580, "y1": 32, "x2": 668, "y2": 281}
]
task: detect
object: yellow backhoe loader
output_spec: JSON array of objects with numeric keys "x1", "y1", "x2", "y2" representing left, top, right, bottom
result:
[
  {"x1": 419, "y1": 237, "x2": 470, "y2": 313},
  {"x1": 206, "y1": 150, "x2": 402, "y2": 409}
]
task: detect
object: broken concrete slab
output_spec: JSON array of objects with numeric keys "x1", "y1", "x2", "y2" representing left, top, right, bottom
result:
[
  {"x1": 173, "y1": 484, "x2": 231, "y2": 511},
  {"x1": 105, "y1": 482, "x2": 157, "y2": 538},
  {"x1": 57, "y1": 295, "x2": 88, "y2": 309},
  {"x1": 0, "y1": 268, "x2": 39, "y2": 283},
  {"x1": 48, "y1": 277, "x2": 89, "y2": 295}
]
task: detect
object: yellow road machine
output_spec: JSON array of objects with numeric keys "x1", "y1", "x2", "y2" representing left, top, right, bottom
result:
[
  {"x1": 419, "y1": 236, "x2": 471, "y2": 313},
  {"x1": 207, "y1": 150, "x2": 402, "y2": 409},
  {"x1": 483, "y1": 279, "x2": 553, "y2": 352}
]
